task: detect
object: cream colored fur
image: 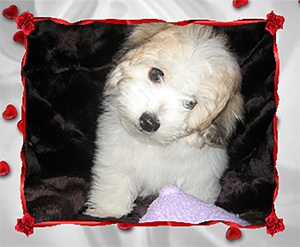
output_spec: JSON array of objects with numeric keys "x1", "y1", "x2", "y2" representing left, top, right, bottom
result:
[{"x1": 84, "y1": 23, "x2": 243, "y2": 218}]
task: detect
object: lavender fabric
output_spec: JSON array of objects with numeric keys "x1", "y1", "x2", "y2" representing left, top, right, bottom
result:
[{"x1": 139, "y1": 185, "x2": 250, "y2": 226}]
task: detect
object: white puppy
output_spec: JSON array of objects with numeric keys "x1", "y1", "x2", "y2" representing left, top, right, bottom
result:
[{"x1": 84, "y1": 23, "x2": 243, "y2": 218}]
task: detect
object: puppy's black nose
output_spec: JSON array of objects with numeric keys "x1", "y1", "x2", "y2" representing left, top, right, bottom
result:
[{"x1": 139, "y1": 113, "x2": 160, "y2": 132}]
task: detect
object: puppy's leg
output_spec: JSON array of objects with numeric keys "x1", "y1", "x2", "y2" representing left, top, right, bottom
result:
[{"x1": 85, "y1": 169, "x2": 137, "y2": 218}]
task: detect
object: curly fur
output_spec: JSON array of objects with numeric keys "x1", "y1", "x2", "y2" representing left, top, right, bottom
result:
[{"x1": 84, "y1": 23, "x2": 243, "y2": 218}]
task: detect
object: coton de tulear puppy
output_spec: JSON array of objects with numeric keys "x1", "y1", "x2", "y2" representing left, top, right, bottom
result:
[{"x1": 84, "y1": 23, "x2": 244, "y2": 218}]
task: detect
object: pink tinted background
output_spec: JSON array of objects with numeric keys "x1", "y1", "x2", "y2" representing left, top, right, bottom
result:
[{"x1": 0, "y1": 0, "x2": 299, "y2": 246}]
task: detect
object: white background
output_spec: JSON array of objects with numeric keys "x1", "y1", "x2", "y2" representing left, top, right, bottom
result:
[{"x1": 0, "y1": 0, "x2": 299, "y2": 246}]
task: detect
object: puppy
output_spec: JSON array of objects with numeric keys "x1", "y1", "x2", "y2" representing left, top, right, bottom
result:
[{"x1": 84, "y1": 23, "x2": 243, "y2": 218}]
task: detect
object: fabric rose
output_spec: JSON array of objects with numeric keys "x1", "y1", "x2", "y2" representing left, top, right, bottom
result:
[
  {"x1": 265, "y1": 11, "x2": 285, "y2": 36},
  {"x1": 22, "y1": 21, "x2": 35, "y2": 35},
  {"x1": 266, "y1": 212, "x2": 278, "y2": 226},
  {"x1": 266, "y1": 11, "x2": 276, "y2": 20},
  {"x1": 15, "y1": 213, "x2": 35, "y2": 237},
  {"x1": 266, "y1": 20, "x2": 278, "y2": 36},
  {"x1": 15, "y1": 15, "x2": 26, "y2": 29},
  {"x1": 265, "y1": 212, "x2": 285, "y2": 237},
  {"x1": 15, "y1": 11, "x2": 35, "y2": 35}
]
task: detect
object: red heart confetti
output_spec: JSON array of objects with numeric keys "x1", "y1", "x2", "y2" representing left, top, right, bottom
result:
[
  {"x1": 2, "y1": 104, "x2": 17, "y2": 120},
  {"x1": 13, "y1": 31, "x2": 26, "y2": 45},
  {"x1": 2, "y1": 5, "x2": 18, "y2": 19},
  {"x1": 226, "y1": 227, "x2": 242, "y2": 241},
  {"x1": 233, "y1": 0, "x2": 248, "y2": 8},
  {"x1": 117, "y1": 223, "x2": 132, "y2": 230},
  {"x1": 17, "y1": 120, "x2": 24, "y2": 133},
  {"x1": 0, "y1": 161, "x2": 10, "y2": 176}
]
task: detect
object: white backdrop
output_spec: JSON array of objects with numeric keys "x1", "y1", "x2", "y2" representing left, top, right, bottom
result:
[{"x1": 0, "y1": 0, "x2": 299, "y2": 246}]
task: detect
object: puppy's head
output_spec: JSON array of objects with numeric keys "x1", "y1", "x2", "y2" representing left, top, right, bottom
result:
[{"x1": 105, "y1": 23, "x2": 243, "y2": 147}]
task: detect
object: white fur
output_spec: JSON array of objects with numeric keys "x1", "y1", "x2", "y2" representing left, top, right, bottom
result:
[{"x1": 84, "y1": 23, "x2": 243, "y2": 218}]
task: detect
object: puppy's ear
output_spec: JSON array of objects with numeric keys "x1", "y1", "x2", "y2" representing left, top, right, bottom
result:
[
  {"x1": 187, "y1": 56, "x2": 243, "y2": 147},
  {"x1": 204, "y1": 62, "x2": 243, "y2": 147},
  {"x1": 105, "y1": 67, "x2": 121, "y2": 89},
  {"x1": 203, "y1": 91, "x2": 244, "y2": 147},
  {"x1": 105, "y1": 61, "x2": 130, "y2": 88},
  {"x1": 187, "y1": 92, "x2": 243, "y2": 148}
]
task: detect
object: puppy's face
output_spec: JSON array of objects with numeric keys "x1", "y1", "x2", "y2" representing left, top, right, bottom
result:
[{"x1": 105, "y1": 24, "x2": 242, "y2": 146}]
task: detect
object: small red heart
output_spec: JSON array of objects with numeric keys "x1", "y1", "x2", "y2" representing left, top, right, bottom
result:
[
  {"x1": 117, "y1": 223, "x2": 132, "y2": 230},
  {"x1": 2, "y1": 104, "x2": 17, "y2": 120},
  {"x1": 0, "y1": 161, "x2": 10, "y2": 176},
  {"x1": 13, "y1": 31, "x2": 26, "y2": 45},
  {"x1": 17, "y1": 120, "x2": 24, "y2": 133},
  {"x1": 226, "y1": 227, "x2": 242, "y2": 241},
  {"x1": 233, "y1": 0, "x2": 248, "y2": 8},
  {"x1": 2, "y1": 5, "x2": 18, "y2": 19}
]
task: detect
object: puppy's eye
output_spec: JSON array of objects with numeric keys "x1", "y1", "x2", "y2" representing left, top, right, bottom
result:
[
  {"x1": 183, "y1": 99, "x2": 197, "y2": 110},
  {"x1": 149, "y1": 68, "x2": 164, "y2": 83}
]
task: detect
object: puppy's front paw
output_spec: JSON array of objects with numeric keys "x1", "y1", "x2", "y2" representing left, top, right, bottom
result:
[
  {"x1": 83, "y1": 201, "x2": 135, "y2": 219},
  {"x1": 84, "y1": 191, "x2": 136, "y2": 218}
]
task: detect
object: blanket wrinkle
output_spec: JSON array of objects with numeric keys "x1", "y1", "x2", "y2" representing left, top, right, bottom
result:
[{"x1": 239, "y1": 32, "x2": 271, "y2": 67}]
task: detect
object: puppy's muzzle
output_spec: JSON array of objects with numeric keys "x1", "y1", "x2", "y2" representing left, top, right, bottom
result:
[{"x1": 139, "y1": 112, "x2": 160, "y2": 132}]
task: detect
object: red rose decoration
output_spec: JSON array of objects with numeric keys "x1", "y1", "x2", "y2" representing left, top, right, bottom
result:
[
  {"x1": 266, "y1": 212, "x2": 277, "y2": 226},
  {"x1": 15, "y1": 213, "x2": 35, "y2": 237},
  {"x1": 15, "y1": 11, "x2": 35, "y2": 35},
  {"x1": 15, "y1": 15, "x2": 25, "y2": 29},
  {"x1": 266, "y1": 20, "x2": 278, "y2": 36},
  {"x1": 265, "y1": 212, "x2": 285, "y2": 237},
  {"x1": 22, "y1": 21, "x2": 35, "y2": 35},
  {"x1": 266, "y1": 11, "x2": 276, "y2": 20},
  {"x1": 265, "y1": 11, "x2": 285, "y2": 36}
]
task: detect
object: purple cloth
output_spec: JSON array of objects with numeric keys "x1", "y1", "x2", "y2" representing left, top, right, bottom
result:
[{"x1": 139, "y1": 185, "x2": 250, "y2": 226}]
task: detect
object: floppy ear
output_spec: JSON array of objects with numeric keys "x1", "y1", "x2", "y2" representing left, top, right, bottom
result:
[
  {"x1": 105, "y1": 60, "x2": 130, "y2": 88},
  {"x1": 203, "y1": 62, "x2": 243, "y2": 147},
  {"x1": 187, "y1": 57, "x2": 243, "y2": 147},
  {"x1": 203, "y1": 91, "x2": 244, "y2": 146},
  {"x1": 186, "y1": 90, "x2": 243, "y2": 148}
]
